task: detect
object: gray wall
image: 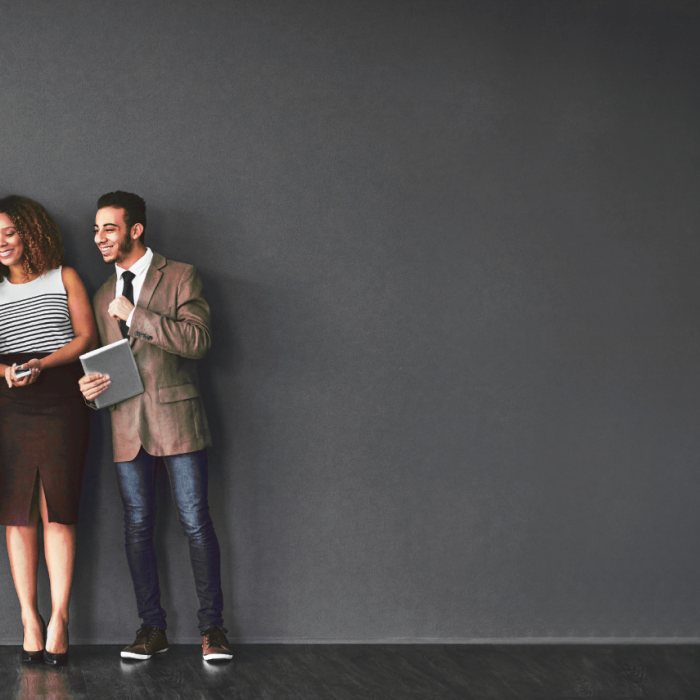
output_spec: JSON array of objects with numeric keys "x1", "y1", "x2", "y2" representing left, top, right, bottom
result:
[{"x1": 1, "y1": 0, "x2": 699, "y2": 643}]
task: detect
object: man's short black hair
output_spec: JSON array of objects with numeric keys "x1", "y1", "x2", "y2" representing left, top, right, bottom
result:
[{"x1": 97, "y1": 191, "x2": 147, "y2": 242}]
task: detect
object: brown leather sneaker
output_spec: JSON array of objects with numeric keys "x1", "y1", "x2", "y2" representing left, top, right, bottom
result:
[
  {"x1": 121, "y1": 625, "x2": 169, "y2": 659},
  {"x1": 202, "y1": 625, "x2": 233, "y2": 661}
]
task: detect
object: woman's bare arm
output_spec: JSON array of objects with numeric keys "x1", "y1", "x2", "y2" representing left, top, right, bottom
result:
[{"x1": 36, "y1": 267, "x2": 98, "y2": 371}]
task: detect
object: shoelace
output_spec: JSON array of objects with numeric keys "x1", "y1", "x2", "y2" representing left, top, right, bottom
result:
[
  {"x1": 203, "y1": 626, "x2": 229, "y2": 647},
  {"x1": 135, "y1": 626, "x2": 160, "y2": 644}
]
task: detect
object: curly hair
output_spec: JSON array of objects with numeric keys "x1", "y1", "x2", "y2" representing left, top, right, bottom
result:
[{"x1": 0, "y1": 196, "x2": 65, "y2": 281}]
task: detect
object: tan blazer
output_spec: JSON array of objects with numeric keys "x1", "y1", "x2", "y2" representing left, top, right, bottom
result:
[{"x1": 93, "y1": 251, "x2": 212, "y2": 462}]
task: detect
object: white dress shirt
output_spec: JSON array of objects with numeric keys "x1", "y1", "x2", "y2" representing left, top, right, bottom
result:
[{"x1": 115, "y1": 247, "x2": 153, "y2": 327}]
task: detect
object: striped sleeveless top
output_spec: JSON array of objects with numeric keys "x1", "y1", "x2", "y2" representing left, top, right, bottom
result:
[{"x1": 0, "y1": 267, "x2": 75, "y2": 354}]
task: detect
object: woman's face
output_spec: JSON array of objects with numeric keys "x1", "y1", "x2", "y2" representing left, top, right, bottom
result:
[{"x1": 0, "y1": 213, "x2": 25, "y2": 268}]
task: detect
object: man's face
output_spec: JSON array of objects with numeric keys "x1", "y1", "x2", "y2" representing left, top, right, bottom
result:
[{"x1": 94, "y1": 207, "x2": 134, "y2": 264}]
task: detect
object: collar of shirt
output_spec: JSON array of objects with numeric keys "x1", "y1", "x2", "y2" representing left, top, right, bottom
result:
[{"x1": 115, "y1": 247, "x2": 153, "y2": 282}]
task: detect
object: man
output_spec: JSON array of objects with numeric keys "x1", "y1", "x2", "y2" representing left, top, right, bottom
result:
[{"x1": 79, "y1": 191, "x2": 232, "y2": 661}]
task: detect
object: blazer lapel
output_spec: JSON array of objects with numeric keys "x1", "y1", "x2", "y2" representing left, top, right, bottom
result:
[{"x1": 130, "y1": 252, "x2": 166, "y2": 347}]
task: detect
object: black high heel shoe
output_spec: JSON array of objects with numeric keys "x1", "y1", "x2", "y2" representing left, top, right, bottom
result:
[
  {"x1": 44, "y1": 620, "x2": 69, "y2": 666},
  {"x1": 21, "y1": 614, "x2": 46, "y2": 664}
]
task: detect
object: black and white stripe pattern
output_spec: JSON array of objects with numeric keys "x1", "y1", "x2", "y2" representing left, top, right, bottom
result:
[{"x1": 0, "y1": 268, "x2": 75, "y2": 354}]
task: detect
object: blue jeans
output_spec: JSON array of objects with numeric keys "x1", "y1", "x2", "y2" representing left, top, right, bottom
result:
[{"x1": 115, "y1": 447, "x2": 224, "y2": 632}]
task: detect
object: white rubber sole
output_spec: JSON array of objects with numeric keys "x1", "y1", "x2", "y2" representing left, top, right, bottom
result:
[
  {"x1": 120, "y1": 648, "x2": 169, "y2": 660},
  {"x1": 203, "y1": 652, "x2": 233, "y2": 661}
]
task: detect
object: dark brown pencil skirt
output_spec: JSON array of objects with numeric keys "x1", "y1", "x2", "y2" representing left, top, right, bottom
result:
[{"x1": 0, "y1": 353, "x2": 89, "y2": 526}]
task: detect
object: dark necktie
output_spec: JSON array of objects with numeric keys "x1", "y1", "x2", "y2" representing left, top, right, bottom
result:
[{"x1": 119, "y1": 270, "x2": 136, "y2": 338}]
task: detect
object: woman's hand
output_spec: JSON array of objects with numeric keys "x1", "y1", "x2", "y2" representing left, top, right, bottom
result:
[{"x1": 4, "y1": 359, "x2": 42, "y2": 388}]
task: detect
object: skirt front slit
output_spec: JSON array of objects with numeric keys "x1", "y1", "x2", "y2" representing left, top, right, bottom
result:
[{"x1": 0, "y1": 353, "x2": 89, "y2": 526}]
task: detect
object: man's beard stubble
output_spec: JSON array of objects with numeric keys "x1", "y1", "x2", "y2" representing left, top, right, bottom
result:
[{"x1": 103, "y1": 235, "x2": 134, "y2": 265}]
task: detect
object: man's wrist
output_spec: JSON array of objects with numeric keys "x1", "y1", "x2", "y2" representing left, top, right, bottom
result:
[{"x1": 126, "y1": 309, "x2": 135, "y2": 327}]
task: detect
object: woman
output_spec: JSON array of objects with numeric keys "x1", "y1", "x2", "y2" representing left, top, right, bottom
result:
[{"x1": 0, "y1": 195, "x2": 97, "y2": 665}]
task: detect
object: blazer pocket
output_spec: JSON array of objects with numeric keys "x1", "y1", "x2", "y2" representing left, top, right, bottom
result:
[{"x1": 158, "y1": 383, "x2": 200, "y2": 403}]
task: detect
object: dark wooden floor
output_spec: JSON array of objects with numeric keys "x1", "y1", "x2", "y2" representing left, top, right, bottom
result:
[{"x1": 0, "y1": 644, "x2": 698, "y2": 699}]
